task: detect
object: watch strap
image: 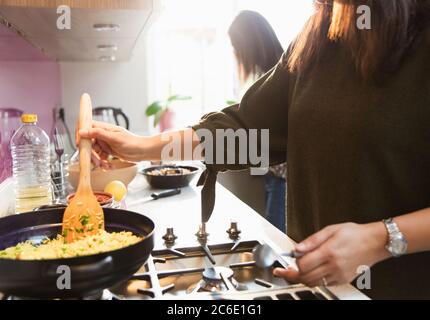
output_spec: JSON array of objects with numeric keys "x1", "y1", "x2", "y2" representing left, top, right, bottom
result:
[
  {"x1": 383, "y1": 218, "x2": 400, "y2": 236},
  {"x1": 382, "y1": 218, "x2": 407, "y2": 257}
]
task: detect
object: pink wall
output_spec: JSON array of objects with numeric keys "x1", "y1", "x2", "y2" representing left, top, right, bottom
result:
[
  {"x1": 0, "y1": 62, "x2": 61, "y2": 132},
  {"x1": 0, "y1": 24, "x2": 62, "y2": 182},
  {"x1": 0, "y1": 24, "x2": 61, "y2": 133}
]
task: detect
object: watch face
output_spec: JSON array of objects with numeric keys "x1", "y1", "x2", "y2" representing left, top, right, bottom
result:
[{"x1": 390, "y1": 234, "x2": 408, "y2": 256}]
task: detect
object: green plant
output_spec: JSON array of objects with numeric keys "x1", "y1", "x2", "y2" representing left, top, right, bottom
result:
[
  {"x1": 226, "y1": 100, "x2": 238, "y2": 105},
  {"x1": 145, "y1": 95, "x2": 192, "y2": 127}
]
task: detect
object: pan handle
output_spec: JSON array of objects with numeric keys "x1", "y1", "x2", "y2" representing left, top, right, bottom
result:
[{"x1": 45, "y1": 256, "x2": 114, "y2": 278}]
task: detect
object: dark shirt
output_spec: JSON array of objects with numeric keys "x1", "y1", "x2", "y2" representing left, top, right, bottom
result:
[{"x1": 193, "y1": 26, "x2": 430, "y2": 299}]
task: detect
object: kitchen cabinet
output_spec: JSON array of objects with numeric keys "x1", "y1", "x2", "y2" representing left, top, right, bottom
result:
[{"x1": 0, "y1": 0, "x2": 160, "y2": 61}]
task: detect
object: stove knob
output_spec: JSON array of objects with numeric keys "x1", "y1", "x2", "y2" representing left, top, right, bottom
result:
[
  {"x1": 226, "y1": 222, "x2": 241, "y2": 240},
  {"x1": 162, "y1": 227, "x2": 177, "y2": 245}
]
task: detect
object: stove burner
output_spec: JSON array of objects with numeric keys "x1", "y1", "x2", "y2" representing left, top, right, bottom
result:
[
  {"x1": 203, "y1": 266, "x2": 234, "y2": 281},
  {"x1": 187, "y1": 267, "x2": 238, "y2": 294}
]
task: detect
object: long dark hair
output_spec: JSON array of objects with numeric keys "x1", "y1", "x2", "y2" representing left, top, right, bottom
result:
[
  {"x1": 287, "y1": 0, "x2": 430, "y2": 79},
  {"x1": 229, "y1": 10, "x2": 284, "y2": 81}
]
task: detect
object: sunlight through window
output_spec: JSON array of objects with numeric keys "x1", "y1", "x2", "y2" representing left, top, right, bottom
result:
[{"x1": 146, "y1": 0, "x2": 314, "y2": 131}]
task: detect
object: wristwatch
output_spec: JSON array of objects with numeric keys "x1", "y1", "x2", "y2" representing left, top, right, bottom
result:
[{"x1": 382, "y1": 218, "x2": 408, "y2": 257}]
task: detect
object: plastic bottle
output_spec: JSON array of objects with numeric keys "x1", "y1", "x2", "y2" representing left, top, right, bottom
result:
[{"x1": 11, "y1": 114, "x2": 52, "y2": 213}]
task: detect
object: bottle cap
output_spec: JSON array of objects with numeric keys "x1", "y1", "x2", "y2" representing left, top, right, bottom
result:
[{"x1": 21, "y1": 114, "x2": 38, "y2": 123}]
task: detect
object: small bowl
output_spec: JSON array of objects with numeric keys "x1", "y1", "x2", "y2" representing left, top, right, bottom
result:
[
  {"x1": 67, "y1": 191, "x2": 116, "y2": 208},
  {"x1": 67, "y1": 159, "x2": 137, "y2": 191},
  {"x1": 140, "y1": 165, "x2": 200, "y2": 189}
]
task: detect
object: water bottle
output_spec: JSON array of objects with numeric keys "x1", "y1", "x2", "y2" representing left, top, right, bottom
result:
[{"x1": 11, "y1": 114, "x2": 52, "y2": 213}]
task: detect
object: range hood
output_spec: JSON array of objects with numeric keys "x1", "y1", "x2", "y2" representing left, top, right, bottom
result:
[{"x1": 0, "y1": 0, "x2": 160, "y2": 61}]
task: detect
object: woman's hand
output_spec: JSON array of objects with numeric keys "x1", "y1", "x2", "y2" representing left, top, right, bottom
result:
[
  {"x1": 78, "y1": 121, "x2": 147, "y2": 163},
  {"x1": 274, "y1": 222, "x2": 390, "y2": 287}
]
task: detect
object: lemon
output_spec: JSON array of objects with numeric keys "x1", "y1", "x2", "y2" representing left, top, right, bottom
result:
[{"x1": 104, "y1": 180, "x2": 127, "y2": 202}]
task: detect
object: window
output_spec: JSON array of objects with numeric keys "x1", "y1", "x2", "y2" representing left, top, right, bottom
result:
[{"x1": 146, "y1": 0, "x2": 313, "y2": 131}]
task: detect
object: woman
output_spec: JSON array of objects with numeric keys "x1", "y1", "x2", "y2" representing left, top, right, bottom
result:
[
  {"x1": 228, "y1": 10, "x2": 287, "y2": 232},
  {"x1": 80, "y1": 0, "x2": 430, "y2": 299}
]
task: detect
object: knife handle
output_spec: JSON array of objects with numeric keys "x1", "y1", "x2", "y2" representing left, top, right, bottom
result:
[{"x1": 151, "y1": 189, "x2": 181, "y2": 200}]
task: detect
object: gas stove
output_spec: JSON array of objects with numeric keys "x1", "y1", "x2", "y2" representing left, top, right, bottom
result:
[
  {"x1": 106, "y1": 222, "x2": 337, "y2": 301},
  {"x1": 110, "y1": 241, "x2": 335, "y2": 300},
  {"x1": 0, "y1": 222, "x2": 337, "y2": 301}
]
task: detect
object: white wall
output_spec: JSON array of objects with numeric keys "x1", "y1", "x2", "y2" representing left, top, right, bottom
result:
[{"x1": 59, "y1": 36, "x2": 150, "y2": 136}]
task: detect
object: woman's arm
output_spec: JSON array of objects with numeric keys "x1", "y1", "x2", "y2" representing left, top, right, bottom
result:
[
  {"x1": 80, "y1": 54, "x2": 293, "y2": 170},
  {"x1": 143, "y1": 128, "x2": 202, "y2": 161},
  {"x1": 80, "y1": 53, "x2": 293, "y2": 222},
  {"x1": 274, "y1": 208, "x2": 430, "y2": 287},
  {"x1": 78, "y1": 122, "x2": 200, "y2": 163},
  {"x1": 394, "y1": 207, "x2": 430, "y2": 253}
]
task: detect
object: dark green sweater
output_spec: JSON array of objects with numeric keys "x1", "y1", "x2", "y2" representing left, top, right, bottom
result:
[{"x1": 193, "y1": 26, "x2": 430, "y2": 299}]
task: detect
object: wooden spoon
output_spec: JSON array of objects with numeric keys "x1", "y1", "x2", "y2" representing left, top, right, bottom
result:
[{"x1": 62, "y1": 93, "x2": 104, "y2": 243}]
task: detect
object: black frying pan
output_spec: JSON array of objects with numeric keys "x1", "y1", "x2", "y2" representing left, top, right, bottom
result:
[
  {"x1": 0, "y1": 208, "x2": 154, "y2": 299},
  {"x1": 140, "y1": 165, "x2": 200, "y2": 189}
]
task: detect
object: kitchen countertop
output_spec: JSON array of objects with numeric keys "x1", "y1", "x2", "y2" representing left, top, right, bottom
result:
[
  {"x1": 0, "y1": 166, "x2": 369, "y2": 300},
  {"x1": 125, "y1": 170, "x2": 369, "y2": 300}
]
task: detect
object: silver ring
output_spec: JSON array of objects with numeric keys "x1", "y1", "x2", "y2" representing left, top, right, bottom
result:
[{"x1": 322, "y1": 277, "x2": 328, "y2": 287}]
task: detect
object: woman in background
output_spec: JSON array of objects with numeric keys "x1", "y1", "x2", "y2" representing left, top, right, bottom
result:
[{"x1": 228, "y1": 11, "x2": 287, "y2": 232}]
